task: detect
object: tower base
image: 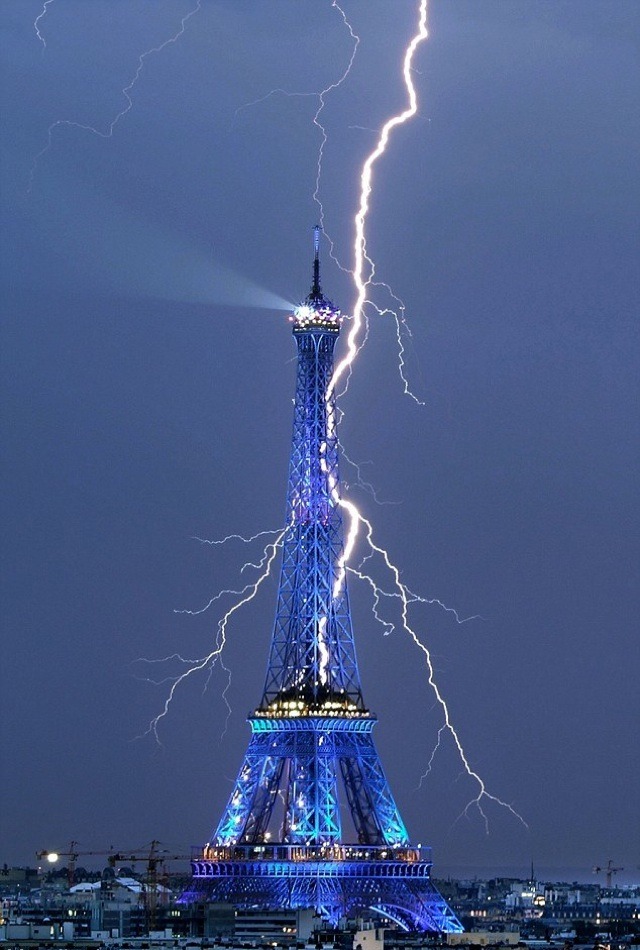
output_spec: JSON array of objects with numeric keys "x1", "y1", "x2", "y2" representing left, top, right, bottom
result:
[{"x1": 182, "y1": 855, "x2": 462, "y2": 933}]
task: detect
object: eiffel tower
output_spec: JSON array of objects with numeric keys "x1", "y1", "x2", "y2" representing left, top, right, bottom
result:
[{"x1": 184, "y1": 231, "x2": 462, "y2": 933}]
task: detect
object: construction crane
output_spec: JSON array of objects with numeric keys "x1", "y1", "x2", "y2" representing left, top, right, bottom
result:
[
  {"x1": 36, "y1": 841, "x2": 115, "y2": 888},
  {"x1": 37, "y1": 839, "x2": 192, "y2": 932},
  {"x1": 593, "y1": 859, "x2": 623, "y2": 888},
  {"x1": 108, "y1": 840, "x2": 192, "y2": 933}
]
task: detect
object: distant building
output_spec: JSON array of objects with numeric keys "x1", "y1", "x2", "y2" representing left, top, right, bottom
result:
[{"x1": 0, "y1": 865, "x2": 39, "y2": 888}]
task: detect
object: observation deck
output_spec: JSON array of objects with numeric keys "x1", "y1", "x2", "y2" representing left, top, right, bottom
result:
[
  {"x1": 198, "y1": 844, "x2": 430, "y2": 864},
  {"x1": 254, "y1": 687, "x2": 371, "y2": 721},
  {"x1": 290, "y1": 300, "x2": 341, "y2": 333},
  {"x1": 184, "y1": 844, "x2": 462, "y2": 933}
]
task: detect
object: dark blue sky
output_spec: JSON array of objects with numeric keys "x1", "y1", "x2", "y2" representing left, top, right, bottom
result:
[{"x1": 1, "y1": 1, "x2": 638, "y2": 879}]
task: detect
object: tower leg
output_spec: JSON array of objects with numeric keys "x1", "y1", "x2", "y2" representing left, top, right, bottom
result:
[
  {"x1": 339, "y1": 732, "x2": 409, "y2": 847},
  {"x1": 214, "y1": 733, "x2": 285, "y2": 845},
  {"x1": 285, "y1": 730, "x2": 341, "y2": 844}
]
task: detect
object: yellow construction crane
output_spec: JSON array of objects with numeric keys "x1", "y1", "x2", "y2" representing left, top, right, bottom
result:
[{"x1": 38, "y1": 839, "x2": 192, "y2": 931}]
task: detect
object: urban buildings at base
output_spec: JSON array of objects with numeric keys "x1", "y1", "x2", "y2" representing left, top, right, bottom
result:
[{"x1": 2, "y1": 863, "x2": 639, "y2": 948}]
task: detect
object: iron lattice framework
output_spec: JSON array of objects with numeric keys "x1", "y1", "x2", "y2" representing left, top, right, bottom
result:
[{"x1": 183, "y1": 232, "x2": 462, "y2": 933}]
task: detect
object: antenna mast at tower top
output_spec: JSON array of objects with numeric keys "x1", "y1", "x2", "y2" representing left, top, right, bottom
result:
[
  {"x1": 291, "y1": 225, "x2": 341, "y2": 331},
  {"x1": 311, "y1": 224, "x2": 322, "y2": 300}
]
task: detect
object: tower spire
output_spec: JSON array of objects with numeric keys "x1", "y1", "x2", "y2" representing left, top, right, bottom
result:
[{"x1": 291, "y1": 227, "x2": 340, "y2": 331}]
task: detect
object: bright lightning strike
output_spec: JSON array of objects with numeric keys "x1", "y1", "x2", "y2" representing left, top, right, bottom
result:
[
  {"x1": 342, "y1": 498, "x2": 526, "y2": 833},
  {"x1": 311, "y1": 6, "x2": 426, "y2": 404},
  {"x1": 28, "y1": 0, "x2": 202, "y2": 192},
  {"x1": 327, "y1": 1, "x2": 429, "y2": 403},
  {"x1": 326, "y1": 0, "x2": 526, "y2": 832},
  {"x1": 235, "y1": 2, "x2": 422, "y2": 402}
]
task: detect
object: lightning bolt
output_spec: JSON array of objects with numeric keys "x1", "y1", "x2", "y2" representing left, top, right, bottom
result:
[
  {"x1": 192, "y1": 527, "x2": 283, "y2": 574},
  {"x1": 234, "y1": 0, "x2": 359, "y2": 230},
  {"x1": 193, "y1": 528, "x2": 282, "y2": 548},
  {"x1": 311, "y1": 5, "x2": 426, "y2": 404},
  {"x1": 235, "y1": 1, "x2": 423, "y2": 400},
  {"x1": 138, "y1": 528, "x2": 286, "y2": 744},
  {"x1": 327, "y1": 0, "x2": 429, "y2": 403},
  {"x1": 341, "y1": 498, "x2": 526, "y2": 833},
  {"x1": 324, "y1": 0, "x2": 526, "y2": 831},
  {"x1": 132, "y1": 0, "x2": 524, "y2": 833},
  {"x1": 340, "y1": 447, "x2": 400, "y2": 506},
  {"x1": 348, "y1": 564, "x2": 480, "y2": 631},
  {"x1": 134, "y1": 653, "x2": 202, "y2": 687},
  {"x1": 28, "y1": 0, "x2": 202, "y2": 192},
  {"x1": 34, "y1": 0, "x2": 55, "y2": 50},
  {"x1": 367, "y1": 287, "x2": 426, "y2": 405},
  {"x1": 311, "y1": 2, "x2": 360, "y2": 226}
]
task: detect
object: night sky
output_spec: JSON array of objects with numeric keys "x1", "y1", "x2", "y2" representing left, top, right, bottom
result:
[{"x1": 1, "y1": 2, "x2": 639, "y2": 881}]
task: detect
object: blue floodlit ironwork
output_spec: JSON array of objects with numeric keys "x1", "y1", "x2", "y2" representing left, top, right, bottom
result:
[{"x1": 183, "y1": 230, "x2": 462, "y2": 933}]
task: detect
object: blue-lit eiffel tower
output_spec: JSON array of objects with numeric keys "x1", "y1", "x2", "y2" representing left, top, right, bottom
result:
[{"x1": 184, "y1": 230, "x2": 462, "y2": 933}]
